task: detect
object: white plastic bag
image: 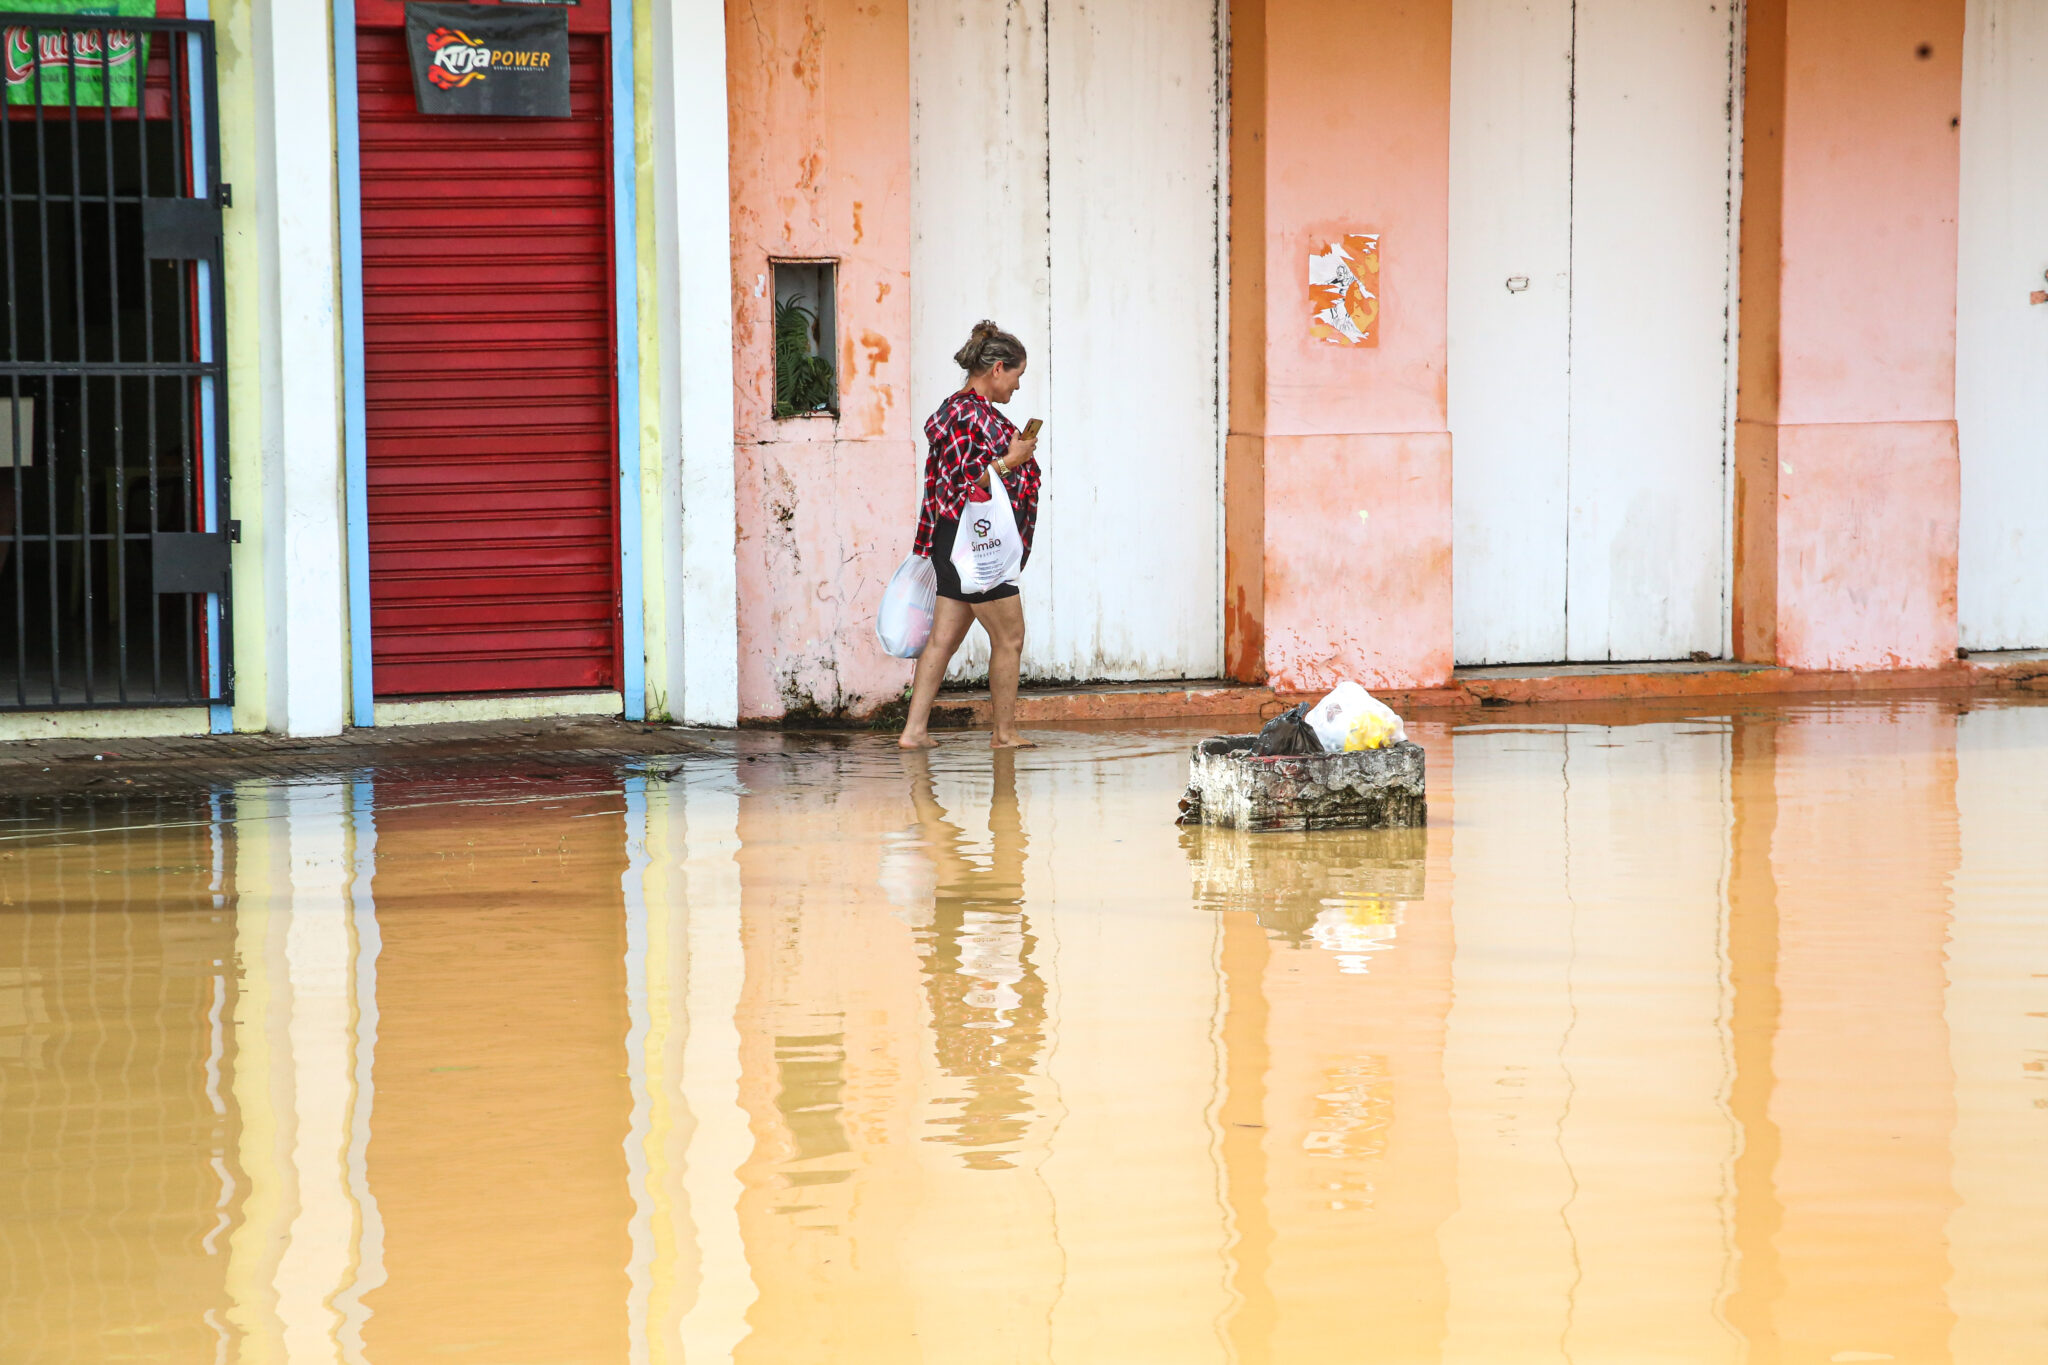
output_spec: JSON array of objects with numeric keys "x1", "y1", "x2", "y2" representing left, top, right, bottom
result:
[
  {"x1": 949, "y1": 473, "x2": 1024, "y2": 595},
  {"x1": 875, "y1": 554, "x2": 937, "y2": 658},
  {"x1": 1307, "y1": 680, "x2": 1407, "y2": 752}
]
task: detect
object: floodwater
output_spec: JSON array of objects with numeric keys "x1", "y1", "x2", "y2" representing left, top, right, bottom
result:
[{"x1": 4, "y1": 697, "x2": 2047, "y2": 1364}]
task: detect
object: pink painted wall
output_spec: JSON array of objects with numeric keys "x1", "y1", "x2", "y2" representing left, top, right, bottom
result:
[
  {"x1": 1774, "y1": 424, "x2": 1960, "y2": 670},
  {"x1": 1739, "y1": 0, "x2": 1965, "y2": 670},
  {"x1": 1234, "y1": 0, "x2": 1454, "y2": 695},
  {"x1": 727, "y1": 0, "x2": 913, "y2": 720},
  {"x1": 1778, "y1": 3, "x2": 1962, "y2": 427}
]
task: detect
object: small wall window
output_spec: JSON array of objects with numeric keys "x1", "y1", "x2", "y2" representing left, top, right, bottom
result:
[{"x1": 771, "y1": 260, "x2": 838, "y2": 419}]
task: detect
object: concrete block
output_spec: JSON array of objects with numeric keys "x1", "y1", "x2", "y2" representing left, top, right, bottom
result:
[{"x1": 1178, "y1": 735, "x2": 1427, "y2": 832}]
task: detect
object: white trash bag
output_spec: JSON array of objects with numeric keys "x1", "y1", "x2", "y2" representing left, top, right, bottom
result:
[
  {"x1": 949, "y1": 473, "x2": 1025, "y2": 596},
  {"x1": 875, "y1": 554, "x2": 938, "y2": 658},
  {"x1": 1307, "y1": 680, "x2": 1408, "y2": 752}
]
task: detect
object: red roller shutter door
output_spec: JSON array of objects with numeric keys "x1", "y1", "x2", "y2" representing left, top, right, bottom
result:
[{"x1": 355, "y1": 22, "x2": 620, "y2": 696}]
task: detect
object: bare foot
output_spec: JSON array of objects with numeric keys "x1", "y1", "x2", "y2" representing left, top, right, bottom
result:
[
  {"x1": 990, "y1": 734, "x2": 1038, "y2": 749},
  {"x1": 899, "y1": 732, "x2": 938, "y2": 750}
]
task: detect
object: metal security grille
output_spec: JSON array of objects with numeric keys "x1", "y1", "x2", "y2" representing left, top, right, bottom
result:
[{"x1": 0, "y1": 12, "x2": 229, "y2": 710}]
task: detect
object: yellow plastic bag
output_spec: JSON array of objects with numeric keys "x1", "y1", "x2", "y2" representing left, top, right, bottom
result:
[
  {"x1": 1307, "y1": 681, "x2": 1408, "y2": 752},
  {"x1": 1343, "y1": 706, "x2": 1403, "y2": 752}
]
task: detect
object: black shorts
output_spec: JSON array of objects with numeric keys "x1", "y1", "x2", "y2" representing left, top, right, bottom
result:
[{"x1": 930, "y1": 515, "x2": 1022, "y2": 604}]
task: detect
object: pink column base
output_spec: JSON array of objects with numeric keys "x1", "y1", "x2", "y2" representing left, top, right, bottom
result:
[
  {"x1": 1261, "y1": 432, "x2": 1454, "y2": 694},
  {"x1": 1775, "y1": 421, "x2": 1959, "y2": 671}
]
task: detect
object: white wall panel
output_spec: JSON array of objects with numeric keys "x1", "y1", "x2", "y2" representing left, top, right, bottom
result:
[
  {"x1": 1450, "y1": 0, "x2": 1737, "y2": 665},
  {"x1": 909, "y1": 0, "x2": 1051, "y2": 680},
  {"x1": 1958, "y1": 0, "x2": 2048, "y2": 650},
  {"x1": 1043, "y1": 0, "x2": 1222, "y2": 680},
  {"x1": 912, "y1": 0, "x2": 1223, "y2": 682},
  {"x1": 1449, "y1": 0, "x2": 1575, "y2": 666},
  {"x1": 1567, "y1": 0, "x2": 1737, "y2": 661}
]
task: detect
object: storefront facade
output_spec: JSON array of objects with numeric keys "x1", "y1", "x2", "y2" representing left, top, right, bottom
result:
[
  {"x1": 0, "y1": 0, "x2": 739, "y2": 740},
  {"x1": 0, "y1": 0, "x2": 2036, "y2": 739}
]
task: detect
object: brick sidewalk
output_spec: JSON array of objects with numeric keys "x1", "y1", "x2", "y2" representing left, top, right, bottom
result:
[{"x1": 0, "y1": 715, "x2": 719, "y2": 794}]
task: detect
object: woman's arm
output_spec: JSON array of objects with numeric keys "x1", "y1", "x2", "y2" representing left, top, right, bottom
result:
[{"x1": 977, "y1": 430, "x2": 1040, "y2": 489}]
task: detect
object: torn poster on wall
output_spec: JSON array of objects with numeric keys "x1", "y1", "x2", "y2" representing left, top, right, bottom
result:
[{"x1": 1309, "y1": 233, "x2": 1380, "y2": 347}]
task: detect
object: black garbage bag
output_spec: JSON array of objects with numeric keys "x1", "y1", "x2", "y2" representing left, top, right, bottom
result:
[{"x1": 1250, "y1": 703, "x2": 1325, "y2": 757}]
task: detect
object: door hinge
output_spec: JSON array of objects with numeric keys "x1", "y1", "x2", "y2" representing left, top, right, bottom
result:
[
  {"x1": 218, "y1": 182, "x2": 233, "y2": 209},
  {"x1": 228, "y1": 519, "x2": 242, "y2": 544}
]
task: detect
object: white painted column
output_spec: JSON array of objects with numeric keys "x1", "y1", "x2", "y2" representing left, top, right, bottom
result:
[
  {"x1": 649, "y1": 0, "x2": 740, "y2": 727},
  {"x1": 252, "y1": 0, "x2": 348, "y2": 735}
]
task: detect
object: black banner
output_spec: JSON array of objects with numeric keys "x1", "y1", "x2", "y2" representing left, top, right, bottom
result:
[{"x1": 406, "y1": 2, "x2": 569, "y2": 118}]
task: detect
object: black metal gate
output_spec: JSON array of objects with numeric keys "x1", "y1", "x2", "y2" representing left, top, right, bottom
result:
[{"x1": 0, "y1": 11, "x2": 229, "y2": 710}]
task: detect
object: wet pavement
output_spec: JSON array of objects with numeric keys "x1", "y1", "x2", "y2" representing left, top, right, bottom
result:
[{"x1": 3, "y1": 696, "x2": 2046, "y2": 1363}]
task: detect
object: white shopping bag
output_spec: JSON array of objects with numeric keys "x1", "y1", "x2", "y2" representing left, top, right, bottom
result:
[
  {"x1": 949, "y1": 474, "x2": 1024, "y2": 595},
  {"x1": 1307, "y1": 680, "x2": 1408, "y2": 752},
  {"x1": 875, "y1": 554, "x2": 938, "y2": 657}
]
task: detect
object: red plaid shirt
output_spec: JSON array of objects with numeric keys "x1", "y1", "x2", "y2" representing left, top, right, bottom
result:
[{"x1": 913, "y1": 390, "x2": 1041, "y2": 560}]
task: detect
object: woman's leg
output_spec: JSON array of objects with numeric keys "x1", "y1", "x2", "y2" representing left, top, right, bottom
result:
[
  {"x1": 972, "y1": 595, "x2": 1033, "y2": 748},
  {"x1": 899, "y1": 596, "x2": 976, "y2": 748}
]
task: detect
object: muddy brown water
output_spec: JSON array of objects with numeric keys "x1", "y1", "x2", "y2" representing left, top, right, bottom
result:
[{"x1": 3, "y1": 696, "x2": 2045, "y2": 1363}]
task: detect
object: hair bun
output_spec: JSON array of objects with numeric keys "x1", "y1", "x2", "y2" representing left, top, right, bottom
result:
[{"x1": 953, "y1": 319, "x2": 1027, "y2": 374}]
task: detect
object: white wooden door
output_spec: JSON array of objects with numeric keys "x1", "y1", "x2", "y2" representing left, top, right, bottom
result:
[
  {"x1": 1448, "y1": 0, "x2": 1575, "y2": 666},
  {"x1": 1959, "y1": 0, "x2": 2048, "y2": 651},
  {"x1": 908, "y1": 0, "x2": 1051, "y2": 683},
  {"x1": 1450, "y1": 0, "x2": 1739, "y2": 665},
  {"x1": 910, "y1": 0, "x2": 1224, "y2": 682}
]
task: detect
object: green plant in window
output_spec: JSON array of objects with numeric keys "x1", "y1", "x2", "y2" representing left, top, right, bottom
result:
[{"x1": 774, "y1": 297, "x2": 836, "y2": 417}]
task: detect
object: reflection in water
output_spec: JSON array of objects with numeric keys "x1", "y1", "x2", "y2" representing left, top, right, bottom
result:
[
  {"x1": 1186, "y1": 823, "x2": 1427, "y2": 952},
  {"x1": 0, "y1": 794, "x2": 239, "y2": 1363},
  {"x1": 1196, "y1": 794, "x2": 1452, "y2": 1363},
  {"x1": 1764, "y1": 705, "x2": 1961, "y2": 1364},
  {"x1": 1, "y1": 702, "x2": 2047, "y2": 1362},
  {"x1": 1441, "y1": 720, "x2": 1742, "y2": 1361},
  {"x1": 359, "y1": 773, "x2": 635, "y2": 1365},
  {"x1": 907, "y1": 749, "x2": 1049, "y2": 1167}
]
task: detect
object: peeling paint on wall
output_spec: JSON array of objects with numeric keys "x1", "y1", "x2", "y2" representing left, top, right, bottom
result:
[
  {"x1": 1309, "y1": 233, "x2": 1381, "y2": 346},
  {"x1": 728, "y1": 0, "x2": 913, "y2": 721}
]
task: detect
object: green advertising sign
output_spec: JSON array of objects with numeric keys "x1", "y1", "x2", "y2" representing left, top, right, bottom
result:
[{"x1": 3, "y1": 0, "x2": 155, "y2": 108}]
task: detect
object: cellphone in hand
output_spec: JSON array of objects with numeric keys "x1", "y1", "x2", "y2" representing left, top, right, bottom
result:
[{"x1": 1020, "y1": 417, "x2": 1043, "y2": 440}]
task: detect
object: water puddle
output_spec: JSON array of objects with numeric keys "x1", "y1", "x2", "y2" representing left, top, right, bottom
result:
[{"x1": 3, "y1": 698, "x2": 2046, "y2": 1361}]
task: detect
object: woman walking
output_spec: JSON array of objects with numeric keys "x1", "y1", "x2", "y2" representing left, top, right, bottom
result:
[{"x1": 898, "y1": 320, "x2": 1042, "y2": 749}]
